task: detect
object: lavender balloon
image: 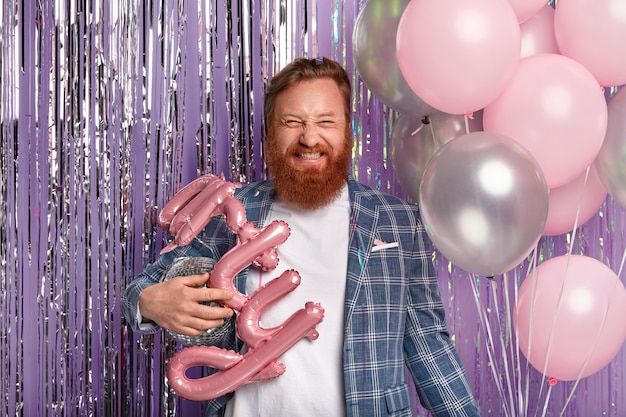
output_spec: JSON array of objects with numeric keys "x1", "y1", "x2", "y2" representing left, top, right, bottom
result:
[
  {"x1": 391, "y1": 111, "x2": 483, "y2": 202},
  {"x1": 595, "y1": 87, "x2": 626, "y2": 209},
  {"x1": 419, "y1": 132, "x2": 548, "y2": 277},
  {"x1": 391, "y1": 115, "x2": 439, "y2": 202},
  {"x1": 353, "y1": 0, "x2": 434, "y2": 117}
]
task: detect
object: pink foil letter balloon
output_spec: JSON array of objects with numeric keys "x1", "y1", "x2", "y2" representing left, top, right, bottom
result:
[{"x1": 158, "y1": 174, "x2": 325, "y2": 401}]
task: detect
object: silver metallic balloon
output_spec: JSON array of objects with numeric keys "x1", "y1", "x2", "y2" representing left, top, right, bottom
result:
[
  {"x1": 595, "y1": 87, "x2": 626, "y2": 209},
  {"x1": 353, "y1": 0, "x2": 435, "y2": 117},
  {"x1": 391, "y1": 111, "x2": 483, "y2": 201},
  {"x1": 419, "y1": 132, "x2": 548, "y2": 277}
]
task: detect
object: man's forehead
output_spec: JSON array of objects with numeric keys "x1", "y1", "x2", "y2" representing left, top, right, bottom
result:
[{"x1": 274, "y1": 81, "x2": 344, "y2": 114}]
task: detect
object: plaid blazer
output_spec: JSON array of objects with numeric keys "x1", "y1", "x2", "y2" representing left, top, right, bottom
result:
[{"x1": 122, "y1": 178, "x2": 480, "y2": 417}]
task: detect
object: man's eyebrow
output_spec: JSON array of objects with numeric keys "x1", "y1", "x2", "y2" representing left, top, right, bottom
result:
[
  {"x1": 278, "y1": 112, "x2": 301, "y2": 119},
  {"x1": 316, "y1": 112, "x2": 340, "y2": 119},
  {"x1": 279, "y1": 111, "x2": 340, "y2": 119}
]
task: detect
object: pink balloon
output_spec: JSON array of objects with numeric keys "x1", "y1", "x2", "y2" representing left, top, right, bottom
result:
[
  {"x1": 158, "y1": 174, "x2": 226, "y2": 229},
  {"x1": 543, "y1": 164, "x2": 607, "y2": 236},
  {"x1": 515, "y1": 255, "x2": 626, "y2": 381},
  {"x1": 483, "y1": 53, "x2": 608, "y2": 188},
  {"x1": 167, "y1": 301, "x2": 324, "y2": 401},
  {"x1": 520, "y1": 5, "x2": 560, "y2": 58},
  {"x1": 554, "y1": 0, "x2": 626, "y2": 87},
  {"x1": 507, "y1": 0, "x2": 548, "y2": 23},
  {"x1": 396, "y1": 0, "x2": 521, "y2": 115},
  {"x1": 209, "y1": 221, "x2": 291, "y2": 311},
  {"x1": 158, "y1": 174, "x2": 245, "y2": 253},
  {"x1": 159, "y1": 174, "x2": 326, "y2": 401}
]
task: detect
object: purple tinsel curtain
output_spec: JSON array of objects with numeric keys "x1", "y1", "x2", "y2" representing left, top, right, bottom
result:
[{"x1": 1, "y1": 1, "x2": 624, "y2": 416}]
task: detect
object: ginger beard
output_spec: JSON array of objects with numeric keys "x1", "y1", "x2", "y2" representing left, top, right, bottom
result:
[{"x1": 265, "y1": 132, "x2": 351, "y2": 210}]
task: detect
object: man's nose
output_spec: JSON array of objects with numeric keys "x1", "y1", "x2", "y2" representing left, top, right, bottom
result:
[{"x1": 299, "y1": 122, "x2": 322, "y2": 147}]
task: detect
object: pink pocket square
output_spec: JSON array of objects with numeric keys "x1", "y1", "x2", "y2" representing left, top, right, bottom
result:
[{"x1": 372, "y1": 239, "x2": 399, "y2": 252}]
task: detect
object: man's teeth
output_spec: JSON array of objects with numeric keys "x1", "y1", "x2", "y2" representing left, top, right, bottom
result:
[{"x1": 298, "y1": 152, "x2": 322, "y2": 159}]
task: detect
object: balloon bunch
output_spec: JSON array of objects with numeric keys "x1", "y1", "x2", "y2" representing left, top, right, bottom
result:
[
  {"x1": 354, "y1": 0, "x2": 626, "y2": 272},
  {"x1": 159, "y1": 174, "x2": 325, "y2": 401},
  {"x1": 353, "y1": 0, "x2": 626, "y2": 407}
]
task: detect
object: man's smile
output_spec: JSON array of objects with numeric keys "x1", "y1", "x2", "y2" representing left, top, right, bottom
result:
[{"x1": 296, "y1": 152, "x2": 323, "y2": 160}]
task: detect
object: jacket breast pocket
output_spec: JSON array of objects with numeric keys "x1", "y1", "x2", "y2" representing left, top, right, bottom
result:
[{"x1": 367, "y1": 243, "x2": 404, "y2": 282}]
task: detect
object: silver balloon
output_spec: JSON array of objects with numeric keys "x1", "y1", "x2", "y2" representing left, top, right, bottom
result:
[
  {"x1": 595, "y1": 87, "x2": 626, "y2": 209},
  {"x1": 353, "y1": 0, "x2": 435, "y2": 117},
  {"x1": 391, "y1": 111, "x2": 483, "y2": 201},
  {"x1": 419, "y1": 132, "x2": 548, "y2": 277}
]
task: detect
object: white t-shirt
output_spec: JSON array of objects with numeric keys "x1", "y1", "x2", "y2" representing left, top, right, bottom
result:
[{"x1": 224, "y1": 185, "x2": 350, "y2": 417}]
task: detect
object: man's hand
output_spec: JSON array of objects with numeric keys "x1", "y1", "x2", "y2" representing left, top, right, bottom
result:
[{"x1": 139, "y1": 273, "x2": 234, "y2": 336}]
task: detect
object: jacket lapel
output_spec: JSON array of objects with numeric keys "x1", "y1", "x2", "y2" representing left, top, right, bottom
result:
[
  {"x1": 344, "y1": 180, "x2": 379, "y2": 330},
  {"x1": 232, "y1": 180, "x2": 275, "y2": 294}
]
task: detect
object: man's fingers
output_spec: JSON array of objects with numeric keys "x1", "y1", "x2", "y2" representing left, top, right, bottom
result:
[
  {"x1": 185, "y1": 301, "x2": 234, "y2": 322},
  {"x1": 178, "y1": 272, "x2": 211, "y2": 286},
  {"x1": 202, "y1": 286, "x2": 234, "y2": 303},
  {"x1": 172, "y1": 317, "x2": 231, "y2": 336},
  {"x1": 164, "y1": 303, "x2": 234, "y2": 336},
  {"x1": 176, "y1": 274, "x2": 235, "y2": 302}
]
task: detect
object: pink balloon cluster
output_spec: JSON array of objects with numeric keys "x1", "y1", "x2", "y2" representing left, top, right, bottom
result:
[
  {"x1": 356, "y1": 0, "x2": 626, "y2": 386},
  {"x1": 158, "y1": 174, "x2": 324, "y2": 401},
  {"x1": 394, "y1": 0, "x2": 625, "y2": 114},
  {"x1": 384, "y1": 0, "x2": 623, "y2": 247}
]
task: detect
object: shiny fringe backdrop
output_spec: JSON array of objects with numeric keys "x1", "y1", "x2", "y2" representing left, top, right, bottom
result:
[{"x1": 0, "y1": 1, "x2": 624, "y2": 417}]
